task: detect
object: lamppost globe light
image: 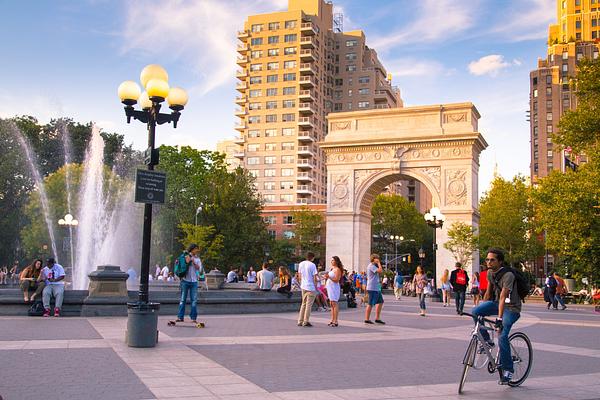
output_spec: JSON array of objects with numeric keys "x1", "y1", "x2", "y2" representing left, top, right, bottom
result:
[
  {"x1": 72, "y1": 219, "x2": 79, "y2": 226},
  {"x1": 400, "y1": 236, "x2": 404, "y2": 241},
  {"x1": 430, "y1": 207, "x2": 441, "y2": 217},
  {"x1": 140, "y1": 64, "x2": 169, "y2": 88},
  {"x1": 139, "y1": 92, "x2": 152, "y2": 110},
  {"x1": 146, "y1": 79, "x2": 170, "y2": 100},
  {"x1": 424, "y1": 212, "x2": 433, "y2": 222},
  {"x1": 64, "y1": 214, "x2": 73, "y2": 223},
  {"x1": 58, "y1": 219, "x2": 65, "y2": 225},
  {"x1": 118, "y1": 80, "x2": 141, "y2": 105},
  {"x1": 167, "y1": 87, "x2": 189, "y2": 111}
]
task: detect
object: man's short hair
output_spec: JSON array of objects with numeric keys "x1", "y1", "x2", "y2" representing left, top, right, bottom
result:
[
  {"x1": 455, "y1": 262, "x2": 462, "y2": 268},
  {"x1": 306, "y1": 251, "x2": 315, "y2": 260},
  {"x1": 370, "y1": 254, "x2": 380, "y2": 262},
  {"x1": 487, "y1": 247, "x2": 505, "y2": 262},
  {"x1": 46, "y1": 258, "x2": 55, "y2": 265},
  {"x1": 187, "y1": 243, "x2": 199, "y2": 252}
]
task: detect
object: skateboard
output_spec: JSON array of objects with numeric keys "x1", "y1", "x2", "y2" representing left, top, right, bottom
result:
[{"x1": 167, "y1": 320, "x2": 205, "y2": 328}]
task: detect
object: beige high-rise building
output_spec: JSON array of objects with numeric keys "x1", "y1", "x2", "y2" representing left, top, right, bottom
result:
[
  {"x1": 233, "y1": 0, "x2": 402, "y2": 206},
  {"x1": 216, "y1": 139, "x2": 242, "y2": 171},
  {"x1": 529, "y1": 0, "x2": 599, "y2": 183}
]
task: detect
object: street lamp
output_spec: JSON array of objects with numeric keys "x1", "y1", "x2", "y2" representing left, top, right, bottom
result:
[
  {"x1": 424, "y1": 207, "x2": 445, "y2": 299},
  {"x1": 418, "y1": 247, "x2": 426, "y2": 268},
  {"x1": 118, "y1": 64, "x2": 188, "y2": 348},
  {"x1": 195, "y1": 204, "x2": 203, "y2": 226},
  {"x1": 391, "y1": 235, "x2": 403, "y2": 270},
  {"x1": 58, "y1": 214, "x2": 78, "y2": 273}
]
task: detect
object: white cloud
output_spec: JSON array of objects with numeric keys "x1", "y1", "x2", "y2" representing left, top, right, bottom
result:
[
  {"x1": 384, "y1": 58, "x2": 445, "y2": 78},
  {"x1": 487, "y1": 0, "x2": 555, "y2": 42},
  {"x1": 369, "y1": 0, "x2": 477, "y2": 51},
  {"x1": 120, "y1": 0, "x2": 285, "y2": 96},
  {"x1": 468, "y1": 55, "x2": 518, "y2": 77}
]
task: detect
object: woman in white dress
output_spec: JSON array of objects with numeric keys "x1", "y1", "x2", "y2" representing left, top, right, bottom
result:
[{"x1": 326, "y1": 256, "x2": 343, "y2": 327}]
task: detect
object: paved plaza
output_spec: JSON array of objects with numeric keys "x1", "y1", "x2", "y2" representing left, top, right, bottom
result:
[{"x1": 1, "y1": 295, "x2": 599, "y2": 400}]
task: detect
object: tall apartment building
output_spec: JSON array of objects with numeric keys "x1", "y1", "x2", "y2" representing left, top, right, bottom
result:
[
  {"x1": 529, "y1": 0, "x2": 599, "y2": 183},
  {"x1": 234, "y1": 0, "x2": 402, "y2": 206}
]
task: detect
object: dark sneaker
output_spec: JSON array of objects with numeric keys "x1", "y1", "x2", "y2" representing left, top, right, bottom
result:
[
  {"x1": 499, "y1": 370, "x2": 513, "y2": 385},
  {"x1": 374, "y1": 320, "x2": 386, "y2": 325},
  {"x1": 43, "y1": 308, "x2": 51, "y2": 317},
  {"x1": 303, "y1": 322, "x2": 313, "y2": 327},
  {"x1": 297, "y1": 322, "x2": 303, "y2": 326},
  {"x1": 175, "y1": 318, "x2": 184, "y2": 322},
  {"x1": 364, "y1": 320, "x2": 374, "y2": 324},
  {"x1": 54, "y1": 307, "x2": 60, "y2": 317},
  {"x1": 561, "y1": 306, "x2": 567, "y2": 310}
]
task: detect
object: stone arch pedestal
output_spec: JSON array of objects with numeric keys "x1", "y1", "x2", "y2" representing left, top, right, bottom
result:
[{"x1": 321, "y1": 103, "x2": 488, "y2": 285}]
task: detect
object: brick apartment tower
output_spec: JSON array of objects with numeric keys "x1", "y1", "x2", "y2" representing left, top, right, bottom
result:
[{"x1": 529, "y1": 0, "x2": 599, "y2": 184}]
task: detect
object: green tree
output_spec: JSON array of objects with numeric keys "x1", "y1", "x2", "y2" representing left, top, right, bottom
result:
[
  {"x1": 555, "y1": 58, "x2": 600, "y2": 153},
  {"x1": 444, "y1": 221, "x2": 478, "y2": 267},
  {"x1": 178, "y1": 223, "x2": 225, "y2": 268},
  {"x1": 268, "y1": 239, "x2": 297, "y2": 266},
  {"x1": 479, "y1": 176, "x2": 541, "y2": 265},
  {"x1": 290, "y1": 206, "x2": 324, "y2": 256}
]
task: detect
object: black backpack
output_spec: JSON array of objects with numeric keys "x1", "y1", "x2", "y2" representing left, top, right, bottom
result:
[
  {"x1": 493, "y1": 266, "x2": 530, "y2": 303},
  {"x1": 28, "y1": 301, "x2": 45, "y2": 316}
]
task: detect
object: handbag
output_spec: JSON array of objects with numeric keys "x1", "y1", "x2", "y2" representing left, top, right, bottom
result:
[{"x1": 424, "y1": 283, "x2": 434, "y2": 296}]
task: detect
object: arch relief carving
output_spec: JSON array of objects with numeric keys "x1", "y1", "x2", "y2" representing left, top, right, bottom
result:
[
  {"x1": 420, "y1": 167, "x2": 441, "y2": 193},
  {"x1": 327, "y1": 148, "x2": 395, "y2": 164},
  {"x1": 446, "y1": 169, "x2": 468, "y2": 206},
  {"x1": 331, "y1": 173, "x2": 350, "y2": 209},
  {"x1": 402, "y1": 146, "x2": 471, "y2": 161}
]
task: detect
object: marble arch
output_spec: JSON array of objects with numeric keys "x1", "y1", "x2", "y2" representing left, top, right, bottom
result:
[{"x1": 320, "y1": 103, "x2": 488, "y2": 285}]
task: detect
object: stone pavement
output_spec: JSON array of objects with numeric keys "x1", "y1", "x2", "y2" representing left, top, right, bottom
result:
[{"x1": 1, "y1": 295, "x2": 599, "y2": 400}]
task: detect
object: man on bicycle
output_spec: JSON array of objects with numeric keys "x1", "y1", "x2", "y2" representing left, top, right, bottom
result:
[{"x1": 471, "y1": 248, "x2": 521, "y2": 385}]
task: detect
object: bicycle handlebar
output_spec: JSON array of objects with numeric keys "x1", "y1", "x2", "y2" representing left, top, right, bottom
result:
[{"x1": 460, "y1": 311, "x2": 496, "y2": 325}]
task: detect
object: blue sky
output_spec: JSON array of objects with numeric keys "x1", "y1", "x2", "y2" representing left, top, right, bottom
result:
[{"x1": 0, "y1": 0, "x2": 556, "y2": 193}]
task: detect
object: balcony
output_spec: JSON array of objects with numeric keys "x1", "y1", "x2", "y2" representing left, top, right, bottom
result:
[
  {"x1": 299, "y1": 49, "x2": 315, "y2": 61},
  {"x1": 300, "y1": 22, "x2": 317, "y2": 35},
  {"x1": 297, "y1": 198, "x2": 311, "y2": 205},
  {"x1": 297, "y1": 159, "x2": 314, "y2": 169},
  {"x1": 296, "y1": 185, "x2": 313, "y2": 194},
  {"x1": 374, "y1": 104, "x2": 390, "y2": 109},
  {"x1": 298, "y1": 89, "x2": 315, "y2": 102},
  {"x1": 299, "y1": 63, "x2": 315, "y2": 75},
  {"x1": 297, "y1": 145, "x2": 315, "y2": 156},
  {"x1": 299, "y1": 76, "x2": 315, "y2": 87},
  {"x1": 297, "y1": 172, "x2": 314, "y2": 182},
  {"x1": 233, "y1": 151, "x2": 245, "y2": 158},
  {"x1": 298, "y1": 116, "x2": 315, "y2": 128},
  {"x1": 236, "y1": 82, "x2": 248, "y2": 92},
  {"x1": 237, "y1": 30, "x2": 249, "y2": 41},
  {"x1": 234, "y1": 123, "x2": 247, "y2": 131},
  {"x1": 237, "y1": 43, "x2": 249, "y2": 53},
  {"x1": 300, "y1": 37, "x2": 316, "y2": 48},
  {"x1": 234, "y1": 136, "x2": 245, "y2": 144},
  {"x1": 297, "y1": 131, "x2": 316, "y2": 142},
  {"x1": 298, "y1": 102, "x2": 315, "y2": 114},
  {"x1": 236, "y1": 56, "x2": 248, "y2": 65},
  {"x1": 234, "y1": 96, "x2": 246, "y2": 105},
  {"x1": 236, "y1": 69, "x2": 248, "y2": 79},
  {"x1": 234, "y1": 108, "x2": 247, "y2": 117}
]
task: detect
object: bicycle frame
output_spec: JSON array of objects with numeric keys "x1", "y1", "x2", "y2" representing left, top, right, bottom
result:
[{"x1": 464, "y1": 313, "x2": 500, "y2": 371}]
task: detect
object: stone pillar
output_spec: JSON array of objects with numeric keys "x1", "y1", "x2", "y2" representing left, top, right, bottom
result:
[
  {"x1": 205, "y1": 269, "x2": 225, "y2": 290},
  {"x1": 81, "y1": 265, "x2": 129, "y2": 316}
]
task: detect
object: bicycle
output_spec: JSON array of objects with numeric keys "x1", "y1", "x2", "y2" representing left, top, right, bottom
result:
[{"x1": 458, "y1": 312, "x2": 533, "y2": 394}]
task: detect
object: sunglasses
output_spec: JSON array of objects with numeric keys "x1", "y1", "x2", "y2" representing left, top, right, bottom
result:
[{"x1": 485, "y1": 258, "x2": 497, "y2": 262}]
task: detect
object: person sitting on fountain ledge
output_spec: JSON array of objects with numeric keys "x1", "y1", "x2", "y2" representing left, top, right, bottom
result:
[{"x1": 39, "y1": 258, "x2": 65, "y2": 317}]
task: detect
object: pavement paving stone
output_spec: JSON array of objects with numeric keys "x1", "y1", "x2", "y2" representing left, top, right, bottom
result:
[
  {"x1": 519, "y1": 323, "x2": 600, "y2": 349},
  {"x1": 0, "y1": 317, "x2": 102, "y2": 341}
]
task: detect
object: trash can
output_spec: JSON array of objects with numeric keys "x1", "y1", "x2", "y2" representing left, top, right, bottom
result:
[{"x1": 126, "y1": 302, "x2": 160, "y2": 348}]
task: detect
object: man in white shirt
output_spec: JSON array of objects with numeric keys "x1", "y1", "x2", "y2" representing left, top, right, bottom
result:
[
  {"x1": 256, "y1": 263, "x2": 274, "y2": 291},
  {"x1": 297, "y1": 252, "x2": 318, "y2": 327},
  {"x1": 226, "y1": 268, "x2": 239, "y2": 283},
  {"x1": 160, "y1": 265, "x2": 169, "y2": 281},
  {"x1": 154, "y1": 264, "x2": 161, "y2": 280},
  {"x1": 39, "y1": 258, "x2": 66, "y2": 317}
]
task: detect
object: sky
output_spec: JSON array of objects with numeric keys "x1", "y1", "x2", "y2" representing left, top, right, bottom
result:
[{"x1": 0, "y1": 0, "x2": 557, "y2": 194}]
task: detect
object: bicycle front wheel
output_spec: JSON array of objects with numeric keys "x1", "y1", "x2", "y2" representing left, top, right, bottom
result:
[
  {"x1": 508, "y1": 332, "x2": 533, "y2": 387},
  {"x1": 459, "y1": 336, "x2": 477, "y2": 394}
]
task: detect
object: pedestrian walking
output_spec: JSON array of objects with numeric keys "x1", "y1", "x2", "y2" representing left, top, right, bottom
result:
[
  {"x1": 364, "y1": 254, "x2": 385, "y2": 325},
  {"x1": 472, "y1": 271, "x2": 481, "y2": 305},
  {"x1": 394, "y1": 267, "x2": 404, "y2": 300},
  {"x1": 553, "y1": 272, "x2": 568, "y2": 310},
  {"x1": 450, "y1": 262, "x2": 469, "y2": 315},
  {"x1": 297, "y1": 252, "x2": 318, "y2": 327},
  {"x1": 479, "y1": 264, "x2": 488, "y2": 299},
  {"x1": 544, "y1": 273, "x2": 558, "y2": 309},
  {"x1": 326, "y1": 256, "x2": 343, "y2": 326},
  {"x1": 413, "y1": 266, "x2": 428, "y2": 316},
  {"x1": 440, "y1": 268, "x2": 451, "y2": 307}
]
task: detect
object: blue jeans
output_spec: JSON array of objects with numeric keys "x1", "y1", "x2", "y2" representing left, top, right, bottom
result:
[
  {"x1": 455, "y1": 290, "x2": 466, "y2": 313},
  {"x1": 472, "y1": 301, "x2": 520, "y2": 373},
  {"x1": 418, "y1": 292, "x2": 426, "y2": 310},
  {"x1": 177, "y1": 280, "x2": 198, "y2": 321},
  {"x1": 554, "y1": 293, "x2": 566, "y2": 307}
]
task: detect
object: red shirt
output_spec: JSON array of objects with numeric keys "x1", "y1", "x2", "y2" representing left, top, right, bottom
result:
[{"x1": 479, "y1": 269, "x2": 488, "y2": 290}]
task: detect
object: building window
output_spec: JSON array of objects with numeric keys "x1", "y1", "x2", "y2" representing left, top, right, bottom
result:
[
  {"x1": 249, "y1": 103, "x2": 262, "y2": 111},
  {"x1": 533, "y1": 126, "x2": 538, "y2": 136},
  {"x1": 264, "y1": 216, "x2": 276, "y2": 224},
  {"x1": 283, "y1": 60, "x2": 296, "y2": 69},
  {"x1": 266, "y1": 88, "x2": 277, "y2": 96},
  {"x1": 280, "y1": 194, "x2": 294, "y2": 202},
  {"x1": 248, "y1": 130, "x2": 260, "y2": 138},
  {"x1": 247, "y1": 157, "x2": 259, "y2": 165},
  {"x1": 534, "y1": 151, "x2": 539, "y2": 159},
  {"x1": 283, "y1": 87, "x2": 296, "y2": 95},
  {"x1": 251, "y1": 24, "x2": 263, "y2": 32},
  {"x1": 264, "y1": 169, "x2": 276, "y2": 177},
  {"x1": 265, "y1": 156, "x2": 276, "y2": 164},
  {"x1": 268, "y1": 230, "x2": 276, "y2": 239},
  {"x1": 546, "y1": 87, "x2": 552, "y2": 96},
  {"x1": 249, "y1": 76, "x2": 262, "y2": 84},
  {"x1": 250, "y1": 63, "x2": 262, "y2": 71},
  {"x1": 533, "y1": 89, "x2": 538, "y2": 98},
  {"x1": 346, "y1": 65, "x2": 357, "y2": 72},
  {"x1": 358, "y1": 101, "x2": 370, "y2": 109},
  {"x1": 345, "y1": 53, "x2": 357, "y2": 61},
  {"x1": 347, "y1": 102, "x2": 353, "y2": 110},
  {"x1": 576, "y1": 20, "x2": 581, "y2": 29},
  {"x1": 265, "y1": 143, "x2": 277, "y2": 151},
  {"x1": 533, "y1": 102, "x2": 538, "y2": 111},
  {"x1": 267, "y1": 62, "x2": 279, "y2": 70},
  {"x1": 593, "y1": 19, "x2": 598, "y2": 27},
  {"x1": 345, "y1": 39, "x2": 357, "y2": 47},
  {"x1": 546, "y1": 100, "x2": 552, "y2": 110},
  {"x1": 547, "y1": 150, "x2": 554, "y2": 158},
  {"x1": 334, "y1": 103, "x2": 342, "y2": 111},
  {"x1": 593, "y1": 31, "x2": 598, "y2": 40},
  {"x1": 563, "y1": 98, "x2": 570, "y2": 107},
  {"x1": 251, "y1": 50, "x2": 262, "y2": 59},
  {"x1": 283, "y1": 231, "x2": 295, "y2": 239},
  {"x1": 265, "y1": 129, "x2": 277, "y2": 137},
  {"x1": 283, "y1": 100, "x2": 295, "y2": 108},
  {"x1": 264, "y1": 182, "x2": 275, "y2": 190},
  {"x1": 284, "y1": 20, "x2": 296, "y2": 29},
  {"x1": 283, "y1": 73, "x2": 296, "y2": 81},
  {"x1": 282, "y1": 113, "x2": 295, "y2": 122},
  {"x1": 248, "y1": 169, "x2": 259, "y2": 177},
  {"x1": 250, "y1": 37, "x2": 263, "y2": 46},
  {"x1": 266, "y1": 101, "x2": 277, "y2": 109},
  {"x1": 280, "y1": 181, "x2": 293, "y2": 189},
  {"x1": 248, "y1": 115, "x2": 261, "y2": 124},
  {"x1": 268, "y1": 35, "x2": 279, "y2": 44},
  {"x1": 281, "y1": 156, "x2": 294, "y2": 164},
  {"x1": 281, "y1": 142, "x2": 294, "y2": 150},
  {"x1": 266, "y1": 114, "x2": 277, "y2": 123},
  {"x1": 268, "y1": 48, "x2": 279, "y2": 56},
  {"x1": 267, "y1": 74, "x2": 278, "y2": 83},
  {"x1": 284, "y1": 34, "x2": 297, "y2": 42},
  {"x1": 281, "y1": 168, "x2": 294, "y2": 176},
  {"x1": 283, "y1": 215, "x2": 294, "y2": 224},
  {"x1": 282, "y1": 128, "x2": 295, "y2": 136},
  {"x1": 284, "y1": 47, "x2": 296, "y2": 55},
  {"x1": 546, "y1": 125, "x2": 553, "y2": 133},
  {"x1": 562, "y1": 51, "x2": 568, "y2": 60},
  {"x1": 263, "y1": 194, "x2": 275, "y2": 203},
  {"x1": 247, "y1": 144, "x2": 260, "y2": 152},
  {"x1": 268, "y1": 22, "x2": 280, "y2": 31},
  {"x1": 358, "y1": 76, "x2": 370, "y2": 84},
  {"x1": 358, "y1": 88, "x2": 370, "y2": 95},
  {"x1": 546, "y1": 112, "x2": 553, "y2": 121},
  {"x1": 547, "y1": 137, "x2": 553, "y2": 144}
]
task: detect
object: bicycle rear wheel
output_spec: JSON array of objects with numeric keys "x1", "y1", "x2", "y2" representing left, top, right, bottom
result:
[
  {"x1": 508, "y1": 332, "x2": 533, "y2": 387},
  {"x1": 458, "y1": 336, "x2": 477, "y2": 394}
]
